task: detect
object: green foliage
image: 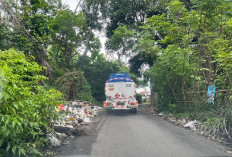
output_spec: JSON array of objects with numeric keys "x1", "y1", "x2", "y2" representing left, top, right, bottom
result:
[
  {"x1": 82, "y1": 0, "x2": 163, "y2": 37},
  {"x1": 79, "y1": 55, "x2": 120, "y2": 103},
  {"x1": 168, "y1": 104, "x2": 190, "y2": 115},
  {"x1": 55, "y1": 70, "x2": 94, "y2": 102},
  {"x1": 47, "y1": 9, "x2": 102, "y2": 69},
  {"x1": 82, "y1": 0, "x2": 169, "y2": 76},
  {"x1": 0, "y1": 20, "x2": 12, "y2": 51},
  {"x1": 136, "y1": 94, "x2": 142, "y2": 104},
  {"x1": 147, "y1": 45, "x2": 193, "y2": 107},
  {"x1": 2, "y1": 0, "x2": 232, "y2": 149},
  {"x1": 108, "y1": 26, "x2": 136, "y2": 51},
  {"x1": 0, "y1": 49, "x2": 63, "y2": 156},
  {"x1": 129, "y1": 52, "x2": 155, "y2": 78},
  {"x1": 1, "y1": 0, "x2": 58, "y2": 53},
  {"x1": 49, "y1": 10, "x2": 87, "y2": 67},
  {"x1": 107, "y1": 26, "x2": 136, "y2": 65},
  {"x1": 135, "y1": 0, "x2": 232, "y2": 115}
]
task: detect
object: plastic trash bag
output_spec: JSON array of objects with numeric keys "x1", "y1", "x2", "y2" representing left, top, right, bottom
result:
[
  {"x1": 48, "y1": 135, "x2": 61, "y2": 147},
  {"x1": 184, "y1": 120, "x2": 197, "y2": 130},
  {"x1": 83, "y1": 117, "x2": 91, "y2": 123}
]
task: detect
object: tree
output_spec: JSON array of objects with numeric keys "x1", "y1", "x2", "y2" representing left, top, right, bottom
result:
[
  {"x1": 0, "y1": 0, "x2": 61, "y2": 78},
  {"x1": 55, "y1": 70, "x2": 94, "y2": 101},
  {"x1": 107, "y1": 26, "x2": 136, "y2": 66},
  {"x1": 79, "y1": 54, "x2": 120, "y2": 102},
  {"x1": 81, "y1": 0, "x2": 168, "y2": 74},
  {"x1": 143, "y1": 0, "x2": 232, "y2": 105}
]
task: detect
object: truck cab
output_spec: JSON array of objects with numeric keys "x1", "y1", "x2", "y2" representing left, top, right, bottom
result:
[{"x1": 103, "y1": 73, "x2": 138, "y2": 113}]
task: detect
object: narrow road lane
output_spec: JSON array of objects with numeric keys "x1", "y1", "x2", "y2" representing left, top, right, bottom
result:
[{"x1": 56, "y1": 110, "x2": 230, "y2": 157}]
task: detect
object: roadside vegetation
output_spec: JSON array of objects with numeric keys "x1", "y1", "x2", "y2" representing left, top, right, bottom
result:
[
  {"x1": 1, "y1": 0, "x2": 232, "y2": 156},
  {"x1": 82, "y1": 0, "x2": 232, "y2": 144},
  {"x1": 144, "y1": 0, "x2": 232, "y2": 143},
  {"x1": 0, "y1": 0, "x2": 141, "y2": 156},
  {"x1": 0, "y1": 49, "x2": 63, "y2": 156}
]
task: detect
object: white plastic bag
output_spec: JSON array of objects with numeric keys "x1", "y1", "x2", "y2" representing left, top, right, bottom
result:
[
  {"x1": 184, "y1": 120, "x2": 196, "y2": 130},
  {"x1": 48, "y1": 135, "x2": 61, "y2": 147},
  {"x1": 83, "y1": 117, "x2": 91, "y2": 123}
]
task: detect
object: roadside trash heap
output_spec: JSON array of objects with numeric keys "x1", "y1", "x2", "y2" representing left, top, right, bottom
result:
[
  {"x1": 157, "y1": 112, "x2": 201, "y2": 130},
  {"x1": 141, "y1": 105, "x2": 226, "y2": 145},
  {"x1": 140, "y1": 105, "x2": 202, "y2": 131},
  {"x1": 48, "y1": 101, "x2": 103, "y2": 147}
]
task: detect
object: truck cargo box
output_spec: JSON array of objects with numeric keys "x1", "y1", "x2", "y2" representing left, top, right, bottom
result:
[{"x1": 103, "y1": 73, "x2": 138, "y2": 113}]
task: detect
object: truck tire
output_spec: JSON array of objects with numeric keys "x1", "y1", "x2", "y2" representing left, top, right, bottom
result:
[
  {"x1": 130, "y1": 108, "x2": 137, "y2": 114},
  {"x1": 106, "y1": 109, "x2": 111, "y2": 114}
]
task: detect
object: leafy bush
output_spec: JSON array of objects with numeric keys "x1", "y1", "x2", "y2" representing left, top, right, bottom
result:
[
  {"x1": 168, "y1": 103, "x2": 188, "y2": 115},
  {"x1": 80, "y1": 55, "x2": 120, "y2": 103},
  {"x1": 0, "y1": 49, "x2": 63, "y2": 156},
  {"x1": 136, "y1": 93, "x2": 142, "y2": 104},
  {"x1": 55, "y1": 71, "x2": 94, "y2": 101}
]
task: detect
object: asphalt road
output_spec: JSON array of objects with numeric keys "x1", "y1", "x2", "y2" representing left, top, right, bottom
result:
[{"x1": 56, "y1": 109, "x2": 230, "y2": 157}]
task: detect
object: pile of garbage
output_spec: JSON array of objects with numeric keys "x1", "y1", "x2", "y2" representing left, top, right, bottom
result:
[
  {"x1": 140, "y1": 105, "x2": 202, "y2": 130},
  {"x1": 48, "y1": 101, "x2": 102, "y2": 147},
  {"x1": 55, "y1": 101, "x2": 102, "y2": 126},
  {"x1": 140, "y1": 105, "x2": 232, "y2": 146},
  {"x1": 157, "y1": 112, "x2": 201, "y2": 130}
]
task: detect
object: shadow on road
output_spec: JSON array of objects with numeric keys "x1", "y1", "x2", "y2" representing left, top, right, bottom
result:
[{"x1": 105, "y1": 110, "x2": 136, "y2": 116}]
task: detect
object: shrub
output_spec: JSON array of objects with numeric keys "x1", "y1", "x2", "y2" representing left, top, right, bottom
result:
[
  {"x1": 136, "y1": 93, "x2": 142, "y2": 104},
  {"x1": 55, "y1": 71, "x2": 94, "y2": 101},
  {"x1": 0, "y1": 49, "x2": 63, "y2": 156}
]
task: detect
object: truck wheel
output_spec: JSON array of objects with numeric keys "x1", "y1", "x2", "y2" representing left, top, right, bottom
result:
[
  {"x1": 130, "y1": 108, "x2": 137, "y2": 114},
  {"x1": 106, "y1": 109, "x2": 111, "y2": 114}
]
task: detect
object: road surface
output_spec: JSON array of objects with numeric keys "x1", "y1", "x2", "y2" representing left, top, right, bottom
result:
[{"x1": 55, "y1": 109, "x2": 230, "y2": 157}]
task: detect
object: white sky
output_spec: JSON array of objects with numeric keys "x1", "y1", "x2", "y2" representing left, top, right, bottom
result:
[{"x1": 62, "y1": 0, "x2": 78, "y2": 11}]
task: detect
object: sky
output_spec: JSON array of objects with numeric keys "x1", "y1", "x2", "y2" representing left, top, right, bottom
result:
[{"x1": 62, "y1": 0, "x2": 78, "y2": 11}]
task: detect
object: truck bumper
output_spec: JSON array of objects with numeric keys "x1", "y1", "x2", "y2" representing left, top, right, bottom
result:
[
  {"x1": 103, "y1": 101, "x2": 138, "y2": 110},
  {"x1": 103, "y1": 105, "x2": 137, "y2": 110}
]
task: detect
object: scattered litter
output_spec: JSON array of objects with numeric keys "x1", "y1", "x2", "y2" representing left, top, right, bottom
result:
[
  {"x1": 184, "y1": 120, "x2": 197, "y2": 130},
  {"x1": 56, "y1": 133, "x2": 68, "y2": 139},
  {"x1": 158, "y1": 112, "x2": 164, "y2": 116},
  {"x1": 227, "y1": 151, "x2": 232, "y2": 154},
  {"x1": 45, "y1": 151, "x2": 56, "y2": 156},
  {"x1": 48, "y1": 134, "x2": 61, "y2": 147},
  {"x1": 83, "y1": 117, "x2": 91, "y2": 124},
  {"x1": 182, "y1": 119, "x2": 187, "y2": 124},
  {"x1": 70, "y1": 135, "x2": 75, "y2": 139},
  {"x1": 63, "y1": 141, "x2": 70, "y2": 145},
  {"x1": 168, "y1": 117, "x2": 177, "y2": 123}
]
